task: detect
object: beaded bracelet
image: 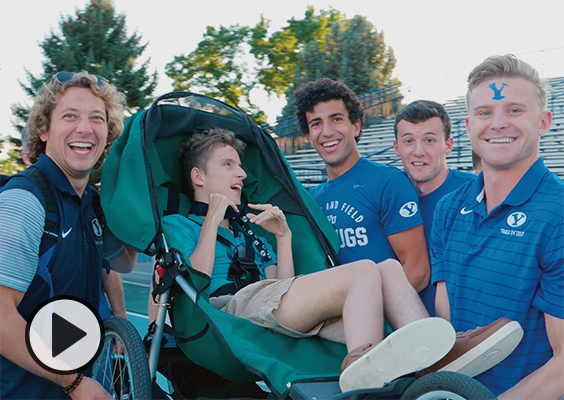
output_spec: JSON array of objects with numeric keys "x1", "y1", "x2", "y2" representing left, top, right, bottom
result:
[{"x1": 61, "y1": 373, "x2": 84, "y2": 394}]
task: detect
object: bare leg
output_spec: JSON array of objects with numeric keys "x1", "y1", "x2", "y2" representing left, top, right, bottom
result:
[
  {"x1": 376, "y1": 259, "x2": 429, "y2": 329},
  {"x1": 273, "y1": 260, "x2": 384, "y2": 352}
]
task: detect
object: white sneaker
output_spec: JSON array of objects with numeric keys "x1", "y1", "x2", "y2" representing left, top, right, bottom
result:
[{"x1": 339, "y1": 318, "x2": 456, "y2": 392}]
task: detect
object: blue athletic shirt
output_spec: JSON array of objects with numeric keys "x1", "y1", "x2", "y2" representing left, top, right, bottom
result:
[
  {"x1": 417, "y1": 169, "x2": 476, "y2": 316},
  {"x1": 162, "y1": 214, "x2": 277, "y2": 294},
  {"x1": 431, "y1": 158, "x2": 564, "y2": 395},
  {"x1": 309, "y1": 157, "x2": 422, "y2": 265}
]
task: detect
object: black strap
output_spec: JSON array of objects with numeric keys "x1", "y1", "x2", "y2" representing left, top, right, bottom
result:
[
  {"x1": 188, "y1": 202, "x2": 270, "y2": 296},
  {"x1": 163, "y1": 182, "x2": 181, "y2": 216},
  {"x1": 189, "y1": 201, "x2": 272, "y2": 263},
  {"x1": 144, "y1": 320, "x2": 209, "y2": 345},
  {"x1": 211, "y1": 231, "x2": 259, "y2": 297},
  {"x1": 6, "y1": 168, "x2": 60, "y2": 256}
]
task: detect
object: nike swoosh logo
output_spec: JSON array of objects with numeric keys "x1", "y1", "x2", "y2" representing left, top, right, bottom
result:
[
  {"x1": 460, "y1": 208, "x2": 473, "y2": 215},
  {"x1": 353, "y1": 184, "x2": 366, "y2": 189},
  {"x1": 62, "y1": 227, "x2": 73, "y2": 238}
]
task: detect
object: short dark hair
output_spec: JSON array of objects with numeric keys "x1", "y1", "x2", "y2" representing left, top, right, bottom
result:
[
  {"x1": 394, "y1": 100, "x2": 451, "y2": 140},
  {"x1": 293, "y1": 78, "x2": 364, "y2": 142},
  {"x1": 179, "y1": 128, "x2": 245, "y2": 201}
]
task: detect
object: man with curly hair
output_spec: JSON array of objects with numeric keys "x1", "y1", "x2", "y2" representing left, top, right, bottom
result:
[
  {"x1": 294, "y1": 78, "x2": 429, "y2": 293},
  {"x1": 0, "y1": 72, "x2": 136, "y2": 399}
]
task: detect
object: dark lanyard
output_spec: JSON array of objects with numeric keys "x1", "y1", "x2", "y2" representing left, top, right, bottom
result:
[{"x1": 189, "y1": 201, "x2": 272, "y2": 263}]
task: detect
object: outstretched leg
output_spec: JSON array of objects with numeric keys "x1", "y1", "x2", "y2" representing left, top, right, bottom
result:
[
  {"x1": 376, "y1": 259, "x2": 430, "y2": 329},
  {"x1": 272, "y1": 259, "x2": 384, "y2": 351},
  {"x1": 273, "y1": 258, "x2": 431, "y2": 351}
]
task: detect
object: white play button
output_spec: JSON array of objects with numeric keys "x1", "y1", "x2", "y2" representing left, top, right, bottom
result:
[{"x1": 25, "y1": 296, "x2": 104, "y2": 374}]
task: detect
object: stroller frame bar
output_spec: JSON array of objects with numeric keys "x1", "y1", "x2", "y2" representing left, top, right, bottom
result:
[{"x1": 148, "y1": 236, "x2": 198, "y2": 380}]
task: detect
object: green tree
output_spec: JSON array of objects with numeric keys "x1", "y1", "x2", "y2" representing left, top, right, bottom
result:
[
  {"x1": 11, "y1": 0, "x2": 158, "y2": 131},
  {"x1": 281, "y1": 15, "x2": 399, "y2": 117},
  {"x1": 166, "y1": 7, "x2": 399, "y2": 124},
  {"x1": 166, "y1": 7, "x2": 342, "y2": 124},
  {"x1": 165, "y1": 25, "x2": 266, "y2": 124},
  {"x1": 249, "y1": 7, "x2": 342, "y2": 96},
  {"x1": 0, "y1": 137, "x2": 26, "y2": 175}
]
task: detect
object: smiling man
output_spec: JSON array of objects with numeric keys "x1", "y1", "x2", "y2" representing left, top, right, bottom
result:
[
  {"x1": 0, "y1": 72, "x2": 136, "y2": 399},
  {"x1": 393, "y1": 100, "x2": 475, "y2": 315},
  {"x1": 431, "y1": 55, "x2": 564, "y2": 399},
  {"x1": 293, "y1": 78, "x2": 429, "y2": 292}
]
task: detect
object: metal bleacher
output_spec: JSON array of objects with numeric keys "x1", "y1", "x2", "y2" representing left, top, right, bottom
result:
[{"x1": 284, "y1": 77, "x2": 564, "y2": 187}]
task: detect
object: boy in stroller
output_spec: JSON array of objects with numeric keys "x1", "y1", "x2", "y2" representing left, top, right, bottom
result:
[{"x1": 161, "y1": 127, "x2": 523, "y2": 393}]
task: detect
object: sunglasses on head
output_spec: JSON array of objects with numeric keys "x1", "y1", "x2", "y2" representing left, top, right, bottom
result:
[{"x1": 54, "y1": 72, "x2": 109, "y2": 87}]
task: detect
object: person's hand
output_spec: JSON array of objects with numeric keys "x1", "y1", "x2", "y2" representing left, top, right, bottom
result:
[
  {"x1": 69, "y1": 376, "x2": 112, "y2": 400},
  {"x1": 247, "y1": 204, "x2": 290, "y2": 238},
  {"x1": 207, "y1": 193, "x2": 238, "y2": 226}
]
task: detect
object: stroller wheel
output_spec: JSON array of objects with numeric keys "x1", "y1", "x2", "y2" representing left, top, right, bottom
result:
[
  {"x1": 91, "y1": 317, "x2": 152, "y2": 399},
  {"x1": 399, "y1": 371, "x2": 496, "y2": 400}
]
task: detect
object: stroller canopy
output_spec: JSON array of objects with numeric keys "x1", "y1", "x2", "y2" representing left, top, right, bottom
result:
[{"x1": 101, "y1": 92, "x2": 339, "y2": 270}]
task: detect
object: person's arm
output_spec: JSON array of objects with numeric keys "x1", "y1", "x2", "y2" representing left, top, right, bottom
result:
[
  {"x1": 102, "y1": 270, "x2": 127, "y2": 319},
  {"x1": 189, "y1": 193, "x2": 238, "y2": 276},
  {"x1": 0, "y1": 286, "x2": 112, "y2": 399},
  {"x1": 435, "y1": 281, "x2": 450, "y2": 321},
  {"x1": 108, "y1": 248, "x2": 137, "y2": 273},
  {"x1": 102, "y1": 226, "x2": 137, "y2": 274},
  {"x1": 247, "y1": 203, "x2": 294, "y2": 279},
  {"x1": 498, "y1": 313, "x2": 564, "y2": 400},
  {"x1": 387, "y1": 225, "x2": 430, "y2": 292}
]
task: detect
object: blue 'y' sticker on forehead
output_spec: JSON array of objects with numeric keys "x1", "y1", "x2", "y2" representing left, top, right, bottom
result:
[{"x1": 489, "y1": 82, "x2": 508, "y2": 100}]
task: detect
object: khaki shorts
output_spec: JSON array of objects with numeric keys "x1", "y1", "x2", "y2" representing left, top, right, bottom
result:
[{"x1": 210, "y1": 277, "x2": 345, "y2": 344}]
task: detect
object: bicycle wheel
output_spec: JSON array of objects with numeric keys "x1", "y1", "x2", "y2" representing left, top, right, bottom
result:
[
  {"x1": 91, "y1": 317, "x2": 152, "y2": 400},
  {"x1": 399, "y1": 371, "x2": 497, "y2": 400}
]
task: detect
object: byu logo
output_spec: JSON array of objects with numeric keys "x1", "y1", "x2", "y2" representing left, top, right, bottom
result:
[
  {"x1": 92, "y1": 218, "x2": 103, "y2": 237},
  {"x1": 506, "y1": 212, "x2": 527, "y2": 228},
  {"x1": 489, "y1": 82, "x2": 509, "y2": 100},
  {"x1": 399, "y1": 201, "x2": 418, "y2": 218}
]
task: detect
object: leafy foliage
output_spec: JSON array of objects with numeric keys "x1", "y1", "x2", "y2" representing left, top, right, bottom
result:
[
  {"x1": 11, "y1": 0, "x2": 158, "y2": 131},
  {"x1": 165, "y1": 24, "x2": 266, "y2": 124},
  {"x1": 0, "y1": 137, "x2": 26, "y2": 176},
  {"x1": 249, "y1": 7, "x2": 342, "y2": 96},
  {"x1": 282, "y1": 15, "x2": 400, "y2": 117},
  {"x1": 166, "y1": 7, "x2": 400, "y2": 123}
]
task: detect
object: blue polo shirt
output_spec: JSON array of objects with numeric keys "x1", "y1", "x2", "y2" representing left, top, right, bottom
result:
[
  {"x1": 162, "y1": 214, "x2": 277, "y2": 295},
  {"x1": 431, "y1": 158, "x2": 564, "y2": 395},
  {"x1": 309, "y1": 157, "x2": 422, "y2": 265},
  {"x1": 418, "y1": 169, "x2": 476, "y2": 316},
  {"x1": 0, "y1": 154, "x2": 104, "y2": 399}
]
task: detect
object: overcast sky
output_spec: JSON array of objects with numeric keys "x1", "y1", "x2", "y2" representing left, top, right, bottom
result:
[{"x1": 1, "y1": 0, "x2": 563, "y2": 139}]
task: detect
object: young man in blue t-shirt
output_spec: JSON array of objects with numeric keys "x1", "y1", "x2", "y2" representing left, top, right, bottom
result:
[
  {"x1": 432, "y1": 55, "x2": 564, "y2": 399},
  {"x1": 293, "y1": 79, "x2": 429, "y2": 293},
  {"x1": 393, "y1": 100, "x2": 475, "y2": 315},
  {"x1": 163, "y1": 128, "x2": 521, "y2": 393}
]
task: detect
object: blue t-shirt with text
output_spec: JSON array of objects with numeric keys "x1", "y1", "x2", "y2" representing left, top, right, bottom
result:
[{"x1": 310, "y1": 157, "x2": 422, "y2": 265}]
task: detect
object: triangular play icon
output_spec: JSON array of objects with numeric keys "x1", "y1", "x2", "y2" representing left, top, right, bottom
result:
[{"x1": 52, "y1": 312, "x2": 87, "y2": 358}]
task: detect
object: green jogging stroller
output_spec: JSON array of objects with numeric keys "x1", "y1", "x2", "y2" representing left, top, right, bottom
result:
[{"x1": 94, "y1": 91, "x2": 496, "y2": 400}]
